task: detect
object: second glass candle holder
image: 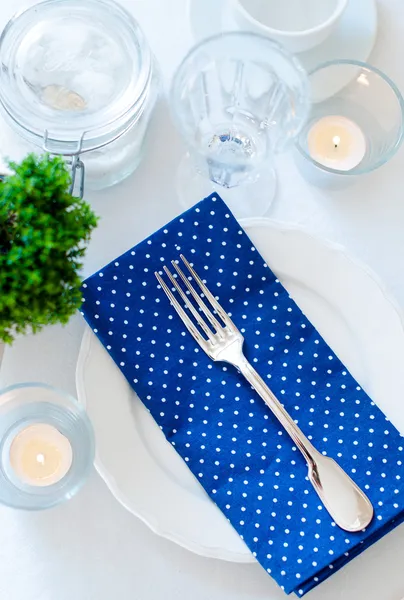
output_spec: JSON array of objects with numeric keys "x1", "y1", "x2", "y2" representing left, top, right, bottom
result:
[{"x1": 295, "y1": 60, "x2": 404, "y2": 188}]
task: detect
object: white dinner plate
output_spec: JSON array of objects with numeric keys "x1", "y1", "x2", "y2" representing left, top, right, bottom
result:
[
  {"x1": 188, "y1": 0, "x2": 377, "y2": 77},
  {"x1": 76, "y1": 219, "x2": 404, "y2": 564}
]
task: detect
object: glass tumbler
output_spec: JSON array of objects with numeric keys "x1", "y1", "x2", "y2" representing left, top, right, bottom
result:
[
  {"x1": 295, "y1": 60, "x2": 404, "y2": 188},
  {"x1": 170, "y1": 32, "x2": 309, "y2": 218}
]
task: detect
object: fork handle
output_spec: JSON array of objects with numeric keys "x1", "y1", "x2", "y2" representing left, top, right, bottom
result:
[{"x1": 236, "y1": 357, "x2": 374, "y2": 532}]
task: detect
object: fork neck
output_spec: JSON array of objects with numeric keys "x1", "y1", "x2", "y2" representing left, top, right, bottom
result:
[
  {"x1": 235, "y1": 357, "x2": 318, "y2": 465},
  {"x1": 216, "y1": 337, "x2": 246, "y2": 370}
]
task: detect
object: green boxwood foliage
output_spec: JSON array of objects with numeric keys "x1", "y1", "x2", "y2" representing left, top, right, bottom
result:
[{"x1": 0, "y1": 154, "x2": 98, "y2": 343}]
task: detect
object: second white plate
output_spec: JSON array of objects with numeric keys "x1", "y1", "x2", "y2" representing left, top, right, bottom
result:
[
  {"x1": 188, "y1": 0, "x2": 377, "y2": 76},
  {"x1": 76, "y1": 220, "x2": 404, "y2": 565}
]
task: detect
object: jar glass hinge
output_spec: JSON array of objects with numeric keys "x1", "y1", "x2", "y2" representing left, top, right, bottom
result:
[{"x1": 43, "y1": 130, "x2": 86, "y2": 199}]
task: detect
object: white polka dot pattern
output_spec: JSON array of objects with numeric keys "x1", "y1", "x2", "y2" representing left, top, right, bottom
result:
[{"x1": 81, "y1": 194, "x2": 404, "y2": 596}]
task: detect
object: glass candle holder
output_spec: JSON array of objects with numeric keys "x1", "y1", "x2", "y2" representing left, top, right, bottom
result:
[
  {"x1": 170, "y1": 32, "x2": 309, "y2": 218},
  {"x1": 0, "y1": 383, "x2": 95, "y2": 510},
  {"x1": 295, "y1": 60, "x2": 404, "y2": 188}
]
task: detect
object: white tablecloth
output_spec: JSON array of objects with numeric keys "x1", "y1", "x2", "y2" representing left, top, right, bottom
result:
[{"x1": 1, "y1": 1, "x2": 404, "y2": 599}]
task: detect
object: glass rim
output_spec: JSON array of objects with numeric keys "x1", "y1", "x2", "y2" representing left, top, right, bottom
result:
[
  {"x1": 171, "y1": 29, "x2": 308, "y2": 65},
  {"x1": 170, "y1": 31, "x2": 310, "y2": 155},
  {"x1": 0, "y1": 381, "x2": 82, "y2": 406},
  {"x1": 0, "y1": 0, "x2": 153, "y2": 153},
  {"x1": 295, "y1": 59, "x2": 404, "y2": 176}
]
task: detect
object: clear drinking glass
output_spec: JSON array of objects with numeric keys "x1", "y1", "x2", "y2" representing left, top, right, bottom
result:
[
  {"x1": 170, "y1": 32, "x2": 309, "y2": 218},
  {"x1": 295, "y1": 60, "x2": 404, "y2": 188}
]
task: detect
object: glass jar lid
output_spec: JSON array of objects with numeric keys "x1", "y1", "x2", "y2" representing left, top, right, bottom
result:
[{"x1": 0, "y1": 0, "x2": 153, "y2": 154}]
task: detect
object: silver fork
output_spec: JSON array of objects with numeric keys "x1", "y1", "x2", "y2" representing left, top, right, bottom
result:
[{"x1": 155, "y1": 255, "x2": 374, "y2": 533}]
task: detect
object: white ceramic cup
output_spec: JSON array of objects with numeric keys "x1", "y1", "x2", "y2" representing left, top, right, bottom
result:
[{"x1": 231, "y1": 0, "x2": 349, "y2": 53}]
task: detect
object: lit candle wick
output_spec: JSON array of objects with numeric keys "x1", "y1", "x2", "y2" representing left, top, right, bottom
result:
[
  {"x1": 9, "y1": 424, "x2": 73, "y2": 487},
  {"x1": 36, "y1": 453, "x2": 46, "y2": 466},
  {"x1": 307, "y1": 116, "x2": 367, "y2": 171}
]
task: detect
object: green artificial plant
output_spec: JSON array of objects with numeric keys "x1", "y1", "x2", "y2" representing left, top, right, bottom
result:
[{"x1": 0, "y1": 153, "x2": 98, "y2": 343}]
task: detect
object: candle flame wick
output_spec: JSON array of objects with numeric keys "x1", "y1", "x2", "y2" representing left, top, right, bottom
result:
[
  {"x1": 36, "y1": 453, "x2": 45, "y2": 465},
  {"x1": 332, "y1": 135, "x2": 341, "y2": 149}
]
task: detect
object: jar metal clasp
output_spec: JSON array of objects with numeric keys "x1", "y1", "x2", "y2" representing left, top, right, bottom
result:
[{"x1": 43, "y1": 130, "x2": 86, "y2": 199}]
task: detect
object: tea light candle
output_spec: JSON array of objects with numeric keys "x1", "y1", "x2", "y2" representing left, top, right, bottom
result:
[
  {"x1": 307, "y1": 115, "x2": 367, "y2": 171},
  {"x1": 9, "y1": 424, "x2": 73, "y2": 487}
]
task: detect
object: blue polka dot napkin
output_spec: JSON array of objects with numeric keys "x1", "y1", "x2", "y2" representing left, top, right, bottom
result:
[{"x1": 81, "y1": 194, "x2": 404, "y2": 596}]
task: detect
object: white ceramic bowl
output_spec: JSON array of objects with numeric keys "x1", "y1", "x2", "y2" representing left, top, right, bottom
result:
[{"x1": 231, "y1": 0, "x2": 349, "y2": 53}]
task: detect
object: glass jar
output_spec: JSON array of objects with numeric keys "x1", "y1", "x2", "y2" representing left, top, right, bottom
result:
[{"x1": 0, "y1": 0, "x2": 160, "y2": 194}]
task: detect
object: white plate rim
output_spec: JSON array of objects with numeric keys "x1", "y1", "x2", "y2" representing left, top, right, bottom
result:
[
  {"x1": 76, "y1": 218, "x2": 404, "y2": 563},
  {"x1": 77, "y1": 327, "x2": 253, "y2": 561}
]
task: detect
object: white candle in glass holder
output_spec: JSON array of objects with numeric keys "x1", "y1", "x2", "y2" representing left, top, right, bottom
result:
[
  {"x1": 9, "y1": 424, "x2": 73, "y2": 487},
  {"x1": 307, "y1": 115, "x2": 367, "y2": 171}
]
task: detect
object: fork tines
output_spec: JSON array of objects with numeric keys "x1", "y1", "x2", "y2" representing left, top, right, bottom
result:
[{"x1": 155, "y1": 255, "x2": 235, "y2": 344}]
